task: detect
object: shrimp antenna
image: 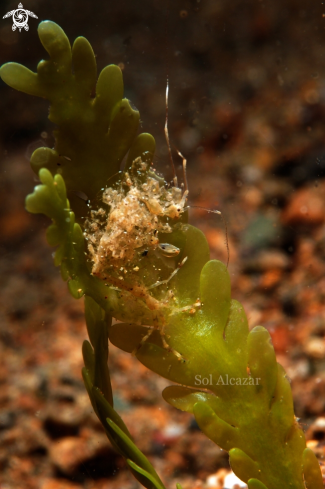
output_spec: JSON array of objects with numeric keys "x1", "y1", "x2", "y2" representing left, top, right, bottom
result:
[
  {"x1": 220, "y1": 212, "x2": 230, "y2": 269},
  {"x1": 176, "y1": 148, "x2": 188, "y2": 192},
  {"x1": 73, "y1": 170, "x2": 124, "y2": 208},
  {"x1": 185, "y1": 204, "x2": 230, "y2": 268},
  {"x1": 164, "y1": 77, "x2": 178, "y2": 187}
]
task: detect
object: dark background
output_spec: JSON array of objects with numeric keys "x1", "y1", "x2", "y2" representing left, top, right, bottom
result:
[{"x1": 1, "y1": 1, "x2": 325, "y2": 488}]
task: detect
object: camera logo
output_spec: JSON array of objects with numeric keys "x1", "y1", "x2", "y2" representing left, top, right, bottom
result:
[{"x1": 3, "y1": 3, "x2": 38, "y2": 32}]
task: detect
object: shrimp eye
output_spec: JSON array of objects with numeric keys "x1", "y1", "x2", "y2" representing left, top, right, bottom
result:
[{"x1": 158, "y1": 243, "x2": 180, "y2": 257}]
